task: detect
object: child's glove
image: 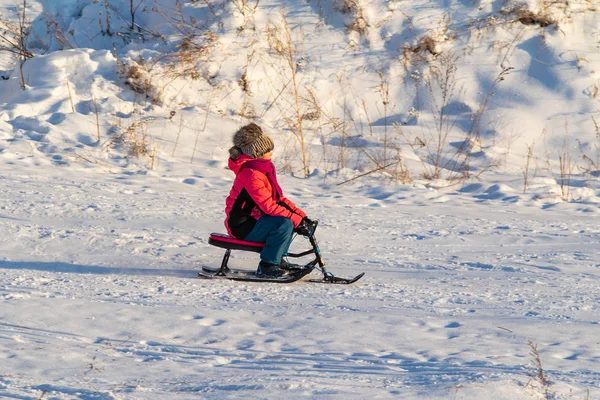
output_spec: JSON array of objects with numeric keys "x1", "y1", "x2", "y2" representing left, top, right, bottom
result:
[{"x1": 295, "y1": 217, "x2": 316, "y2": 237}]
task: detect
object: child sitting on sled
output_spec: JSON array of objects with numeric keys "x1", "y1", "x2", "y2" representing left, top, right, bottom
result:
[{"x1": 224, "y1": 123, "x2": 314, "y2": 278}]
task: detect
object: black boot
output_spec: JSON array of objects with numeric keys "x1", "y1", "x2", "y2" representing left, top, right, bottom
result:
[
  {"x1": 279, "y1": 258, "x2": 305, "y2": 273},
  {"x1": 257, "y1": 261, "x2": 288, "y2": 278}
]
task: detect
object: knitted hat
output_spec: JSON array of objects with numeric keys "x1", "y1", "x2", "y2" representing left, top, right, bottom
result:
[{"x1": 230, "y1": 123, "x2": 274, "y2": 159}]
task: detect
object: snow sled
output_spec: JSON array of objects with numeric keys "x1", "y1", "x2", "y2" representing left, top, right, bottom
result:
[{"x1": 200, "y1": 221, "x2": 364, "y2": 284}]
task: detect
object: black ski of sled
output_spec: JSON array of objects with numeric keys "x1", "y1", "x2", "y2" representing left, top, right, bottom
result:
[
  {"x1": 198, "y1": 267, "x2": 313, "y2": 283},
  {"x1": 200, "y1": 266, "x2": 364, "y2": 285},
  {"x1": 308, "y1": 272, "x2": 365, "y2": 285},
  {"x1": 201, "y1": 265, "x2": 307, "y2": 276}
]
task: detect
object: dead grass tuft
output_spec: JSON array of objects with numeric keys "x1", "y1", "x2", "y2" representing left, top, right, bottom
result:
[
  {"x1": 499, "y1": 5, "x2": 557, "y2": 28},
  {"x1": 104, "y1": 118, "x2": 158, "y2": 160},
  {"x1": 170, "y1": 31, "x2": 220, "y2": 81},
  {"x1": 514, "y1": 7, "x2": 556, "y2": 27},
  {"x1": 119, "y1": 59, "x2": 164, "y2": 105},
  {"x1": 401, "y1": 15, "x2": 453, "y2": 69},
  {"x1": 333, "y1": 0, "x2": 370, "y2": 36}
]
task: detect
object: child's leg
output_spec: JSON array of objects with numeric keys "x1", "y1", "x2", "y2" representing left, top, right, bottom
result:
[{"x1": 244, "y1": 216, "x2": 294, "y2": 265}]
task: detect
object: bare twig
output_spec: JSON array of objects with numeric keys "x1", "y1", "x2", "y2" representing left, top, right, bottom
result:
[
  {"x1": 93, "y1": 96, "x2": 100, "y2": 142},
  {"x1": 337, "y1": 160, "x2": 400, "y2": 185},
  {"x1": 66, "y1": 80, "x2": 75, "y2": 112}
]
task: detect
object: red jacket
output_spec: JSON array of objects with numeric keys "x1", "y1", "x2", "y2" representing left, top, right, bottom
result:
[{"x1": 225, "y1": 155, "x2": 306, "y2": 239}]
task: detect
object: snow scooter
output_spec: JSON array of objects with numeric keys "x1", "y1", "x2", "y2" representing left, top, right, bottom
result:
[{"x1": 199, "y1": 220, "x2": 364, "y2": 284}]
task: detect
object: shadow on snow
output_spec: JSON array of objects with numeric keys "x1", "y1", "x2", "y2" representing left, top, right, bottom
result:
[{"x1": 0, "y1": 261, "x2": 197, "y2": 279}]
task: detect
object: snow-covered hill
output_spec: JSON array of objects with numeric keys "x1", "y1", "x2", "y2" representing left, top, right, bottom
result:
[{"x1": 1, "y1": 0, "x2": 599, "y2": 398}]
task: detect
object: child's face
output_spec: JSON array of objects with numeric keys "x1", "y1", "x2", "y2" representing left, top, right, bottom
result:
[{"x1": 258, "y1": 151, "x2": 273, "y2": 160}]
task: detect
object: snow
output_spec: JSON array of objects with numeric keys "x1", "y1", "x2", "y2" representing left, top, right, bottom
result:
[{"x1": 1, "y1": 0, "x2": 600, "y2": 399}]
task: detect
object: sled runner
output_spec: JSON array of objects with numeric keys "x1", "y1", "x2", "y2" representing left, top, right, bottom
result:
[{"x1": 200, "y1": 221, "x2": 364, "y2": 285}]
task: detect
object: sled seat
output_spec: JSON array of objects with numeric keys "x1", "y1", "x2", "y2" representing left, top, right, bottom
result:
[
  {"x1": 207, "y1": 232, "x2": 319, "y2": 276},
  {"x1": 209, "y1": 233, "x2": 264, "y2": 253},
  {"x1": 208, "y1": 233, "x2": 265, "y2": 275}
]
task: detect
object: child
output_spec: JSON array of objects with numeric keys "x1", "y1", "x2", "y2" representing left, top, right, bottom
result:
[{"x1": 224, "y1": 123, "x2": 313, "y2": 277}]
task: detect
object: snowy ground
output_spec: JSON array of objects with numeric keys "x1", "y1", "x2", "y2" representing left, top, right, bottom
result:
[
  {"x1": 1, "y1": 163, "x2": 599, "y2": 399},
  {"x1": 1, "y1": 0, "x2": 600, "y2": 399}
]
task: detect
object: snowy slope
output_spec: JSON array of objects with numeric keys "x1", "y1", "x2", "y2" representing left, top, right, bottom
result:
[
  {"x1": 1, "y1": 166, "x2": 599, "y2": 399},
  {"x1": 1, "y1": 0, "x2": 600, "y2": 399}
]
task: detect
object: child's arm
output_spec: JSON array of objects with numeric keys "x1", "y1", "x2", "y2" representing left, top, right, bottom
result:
[
  {"x1": 278, "y1": 197, "x2": 306, "y2": 219},
  {"x1": 242, "y1": 170, "x2": 304, "y2": 227}
]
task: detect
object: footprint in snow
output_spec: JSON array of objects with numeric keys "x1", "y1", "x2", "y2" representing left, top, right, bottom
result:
[
  {"x1": 445, "y1": 322, "x2": 461, "y2": 328},
  {"x1": 46, "y1": 113, "x2": 66, "y2": 125},
  {"x1": 183, "y1": 178, "x2": 197, "y2": 185}
]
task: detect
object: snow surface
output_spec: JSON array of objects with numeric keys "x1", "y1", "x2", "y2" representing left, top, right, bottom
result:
[{"x1": 1, "y1": 0, "x2": 600, "y2": 399}]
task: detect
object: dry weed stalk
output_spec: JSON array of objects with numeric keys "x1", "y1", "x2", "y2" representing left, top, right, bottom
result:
[
  {"x1": 128, "y1": 0, "x2": 145, "y2": 30},
  {"x1": 395, "y1": 52, "x2": 480, "y2": 183},
  {"x1": 66, "y1": 80, "x2": 75, "y2": 112},
  {"x1": 522, "y1": 132, "x2": 543, "y2": 193},
  {"x1": 574, "y1": 116, "x2": 600, "y2": 179},
  {"x1": 191, "y1": 87, "x2": 215, "y2": 163},
  {"x1": 100, "y1": 0, "x2": 113, "y2": 37},
  {"x1": 264, "y1": 11, "x2": 311, "y2": 177},
  {"x1": 0, "y1": 0, "x2": 34, "y2": 88},
  {"x1": 375, "y1": 70, "x2": 391, "y2": 165},
  {"x1": 17, "y1": 0, "x2": 29, "y2": 89},
  {"x1": 150, "y1": 145, "x2": 157, "y2": 169},
  {"x1": 232, "y1": 0, "x2": 260, "y2": 32},
  {"x1": 156, "y1": 2, "x2": 222, "y2": 81},
  {"x1": 526, "y1": 341, "x2": 554, "y2": 399},
  {"x1": 554, "y1": 125, "x2": 574, "y2": 201},
  {"x1": 40, "y1": 12, "x2": 75, "y2": 50},
  {"x1": 467, "y1": 66, "x2": 513, "y2": 148},
  {"x1": 172, "y1": 111, "x2": 183, "y2": 157},
  {"x1": 557, "y1": 151, "x2": 573, "y2": 200},
  {"x1": 104, "y1": 117, "x2": 158, "y2": 159},
  {"x1": 523, "y1": 144, "x2": 534, "y2": 193},
  {"x1": 324, "y1": 77, "x2": 410, "y2": 184},
  {"x1": 0, "y1": 1, "x2": 34, "y2": 59},
  {"x1": 236, "y1": 50, "x2": 260, "y2": 119},
  {"x1": 426, "y1": 52, "x2": 465, "y2": 180},
  {"x1": 93, "y1": 96, "x2": 101, "y2": 142}
]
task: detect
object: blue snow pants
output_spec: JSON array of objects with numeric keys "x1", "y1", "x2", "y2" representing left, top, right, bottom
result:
[{"x1": 244, "y1": 216, "x2": 294, "y2": 265}]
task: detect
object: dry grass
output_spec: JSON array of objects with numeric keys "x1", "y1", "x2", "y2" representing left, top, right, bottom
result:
[
  {"x1": 0, "y1": 0, "x2": 34, "y2": 89},
  {"x1": 0, "y1": 7, "x2": 33, "y2": 59},
  {"x1": 526, "y1": 341, "x2": 554, "y2": 399},
  {"x1": 333, "y1": 0, "x2": 369, "y2": 36},
  {"x1": 103, "y1": 117, "x2": 158, "y2": 161},
  {"x1": 575, "y1": 117, "x2": 600, "y2": 178},
  {"x1": 231, "y1": 0, "x2": 261, "y2": 32},
  {"x1": 395, "y1": 51, "x2": 504, "y2": 184},
  {"x1": 311, "y1": 75, "x2": 411, "y2": 185},
  {"x1": 401, "y1": 15, "x2": 453, "y2": 69},
  {"x1": 264, "y1": 11, "x2": 312, "y2": 177},
  {"x1": 155, "y1": 2, "x2": 222, "y2": 82},
  {"x1": 514, "y1": 7, "x2": 556, "y2": 27},
  {"x1": 402, "y1": 34, "x2": 440, "y2": 68},
  {"x1": 40, "y1": 11, "x2": 75, "y2": 50},
  {"x1": 119, "y1": 59, "x2": 164, "y2": 105},
  {"x1": 164, "y1": 31, "x2": 221, "y2": 82}
]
